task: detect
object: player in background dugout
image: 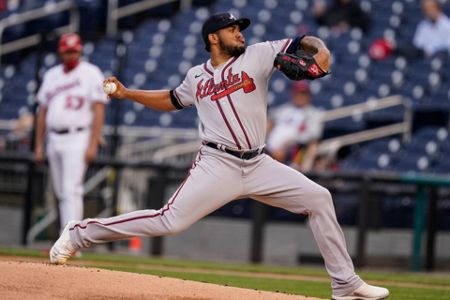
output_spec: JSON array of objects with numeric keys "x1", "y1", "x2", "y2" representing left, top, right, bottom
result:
[
  {"x1": 34, "y1": 33, "x2": 108, "y2": 233},
  {"x1": 266, "y1": 81, "x2": 324, "y2": 172}
]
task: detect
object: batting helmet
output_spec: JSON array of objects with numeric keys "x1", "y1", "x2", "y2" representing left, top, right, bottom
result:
[{"x1": 58, "y1": 33, "x2": 83, "y2": 53}]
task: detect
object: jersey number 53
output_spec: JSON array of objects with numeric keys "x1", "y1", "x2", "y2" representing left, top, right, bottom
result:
[{"x1": 65, "y1": 95, "x2": 85, "y2": 110}]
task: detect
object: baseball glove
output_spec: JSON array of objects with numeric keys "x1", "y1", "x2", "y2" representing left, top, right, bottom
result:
[{"x1": 274, "y1": 50, "x2": 330, "y2": 81}]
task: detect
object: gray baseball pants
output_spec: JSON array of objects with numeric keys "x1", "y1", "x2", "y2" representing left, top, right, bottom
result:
[{"x1": 69, "y1": 145, "x2": 363, "y2": 295}]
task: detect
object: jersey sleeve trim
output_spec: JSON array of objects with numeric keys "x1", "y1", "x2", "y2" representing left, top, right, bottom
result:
[
  {"x1": 286, "y1": 35, "x2": 305, "y2": 54},
  {"x1": 170, "y1": 89, "x2": 185, "y2": 110},
  {"x1": 281, "y1": 38, "x2": 292, "y2": 53}
]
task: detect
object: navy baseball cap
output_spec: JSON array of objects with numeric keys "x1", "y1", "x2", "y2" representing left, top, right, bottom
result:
[{"x1": 202, "y1": 12, "x2": 251, "y2": 52}]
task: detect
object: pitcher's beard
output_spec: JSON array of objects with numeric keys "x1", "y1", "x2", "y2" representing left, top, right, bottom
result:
[{"x1": 220, "y1": 40, "x2": 246, "y2": 57}]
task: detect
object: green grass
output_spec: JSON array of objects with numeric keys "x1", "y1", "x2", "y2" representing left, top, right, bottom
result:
[
  {"x1": 90, "y1": 264, "x2": 332, "y2": 298},
  {"x1": 0, "y1": 247, "x2": 48, "y2": 258},
  {"x1": 93, "y1": 264, "x2": 332, "y2": 298},
  {"x1": 1, "y1": 247, "x2": 450, "y2": 299}
]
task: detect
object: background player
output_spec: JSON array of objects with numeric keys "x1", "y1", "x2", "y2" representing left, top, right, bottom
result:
[
  {"x1": 50, "y1": 13, "x2": 389, "y2": 300},
  {"x1": 34, "y1": 33, "x2": 108, "y2": 233},
  {"x1": 266, "y1": 81, "x2": 324, "y2": 172}
]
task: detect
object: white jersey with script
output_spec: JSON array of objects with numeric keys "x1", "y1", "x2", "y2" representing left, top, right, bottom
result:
[
  {"x1": 36, "y1": 61, "x2": 107, "y2": 231},
  {"x1": 36, "y1": 61, "x2": 107, "y2": 130},
  {"x1": 266, "y1": 103, "x2": 324, "y2": 151},
  {"x1": 172, "y1": 39, "x2": 293, "y2": 150}
]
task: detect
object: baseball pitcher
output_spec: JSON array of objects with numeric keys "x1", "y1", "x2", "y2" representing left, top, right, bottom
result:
[
  {"x1": 34, "y1": 33, "x2": 108, "y2": 233},
  {"x1": 49, "y1": 14, "x2": 388, "y2": 300}
]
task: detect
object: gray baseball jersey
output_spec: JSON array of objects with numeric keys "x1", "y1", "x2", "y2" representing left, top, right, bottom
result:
[
  {"x1": 68, "y1": 37, "x2": 363, "y2": 295},
  {"x1": 171, "y1": 39, "x2": 292, "y2": 150}
]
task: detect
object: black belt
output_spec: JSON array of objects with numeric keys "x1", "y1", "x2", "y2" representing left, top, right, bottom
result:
[
  {"x1": 203, "y1": 141, "x2": 264, "y2": 160},
  {"x1": 51, "y1": 127, "x2": 86, "y2": 134}
]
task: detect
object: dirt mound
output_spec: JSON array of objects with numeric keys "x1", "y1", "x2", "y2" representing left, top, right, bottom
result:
[{"x1": 0, "y1": 260, "x2": 323, "y2": 300}]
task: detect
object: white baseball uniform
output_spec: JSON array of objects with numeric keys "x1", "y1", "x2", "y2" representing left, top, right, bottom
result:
[
  {"x1": 37, "y1": 61, "x2": 107, "y2": 230},
  {"x1": 267, "y1": 103, "x2": 324, "y2": 152},
  {"x1": 68, "y1": 38, "x2": 363, "y2": 295}
]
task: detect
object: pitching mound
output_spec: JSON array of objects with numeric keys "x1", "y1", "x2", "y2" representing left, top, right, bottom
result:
[{"x1": 0, "y1": 260, "x2": 324, "y2": 300}]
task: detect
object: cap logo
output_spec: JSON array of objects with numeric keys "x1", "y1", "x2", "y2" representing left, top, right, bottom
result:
[
  {"x1": 66, "y1": 36, "x2": 78, "y2": 46},
  {"x1": 219, "y1": 13, "x2": 236, "y2": 22}
]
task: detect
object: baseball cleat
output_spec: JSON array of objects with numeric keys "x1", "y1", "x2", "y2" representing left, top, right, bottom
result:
[
  {"x1": 332, "y1": 282, "x2": 389, "y2": 300},
  {"x1": 49, "y1": 221, "x2": 77, "y2": 265}
]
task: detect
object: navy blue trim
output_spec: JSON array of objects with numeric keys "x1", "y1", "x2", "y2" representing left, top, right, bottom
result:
[
  {"x1": 170, "y1": 90, "x2": 183, "y2": 110},
  {"x1": 286, "y1": 35, "x2": 305, "y2": 54}
]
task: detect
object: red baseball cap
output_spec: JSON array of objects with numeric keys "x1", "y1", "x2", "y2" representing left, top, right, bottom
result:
[
  {"x1": 292, "y1": 81, "x2": 310, "y2": 93},
  {"x1": 58, "y1": 33, "x2": 83, "y2": 53},
  {"x1": 369, "y1": 39, "x2": 393, "y2": 61}
]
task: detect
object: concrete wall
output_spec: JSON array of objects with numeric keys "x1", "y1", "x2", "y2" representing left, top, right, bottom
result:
[
  {"x1": 0, "y1": 205, "x2": 22, "y2": 245},
  {"x1": 161, "y1": 217, "x2": 450, "y2": 270}
]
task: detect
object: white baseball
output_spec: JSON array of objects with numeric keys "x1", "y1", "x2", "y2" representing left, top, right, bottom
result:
[{"x1": 103, "y1": 82, "x2": 117, "y2": 95}]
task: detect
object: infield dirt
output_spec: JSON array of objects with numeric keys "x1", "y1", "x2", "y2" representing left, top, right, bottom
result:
[{"x1": 0, "y1": 260, "x2": 325, "y2": 300}]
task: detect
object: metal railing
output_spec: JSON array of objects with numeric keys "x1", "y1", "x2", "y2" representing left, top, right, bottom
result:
[
  {"x1": 106, "y1": 0, "x2": 193, "y2": 36},
  {"x1": 0, "y1": 0, "x2": 196, "y2": 60},
  {"x1": 318, "y1": 95, "x2": 412, "y2": 156},
  {"x1": 152, "y1": 139, "x2": 201, "y2": 164},
  {"x1": 0, "y1": 0, "x2": 79, "y2": 63}
]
